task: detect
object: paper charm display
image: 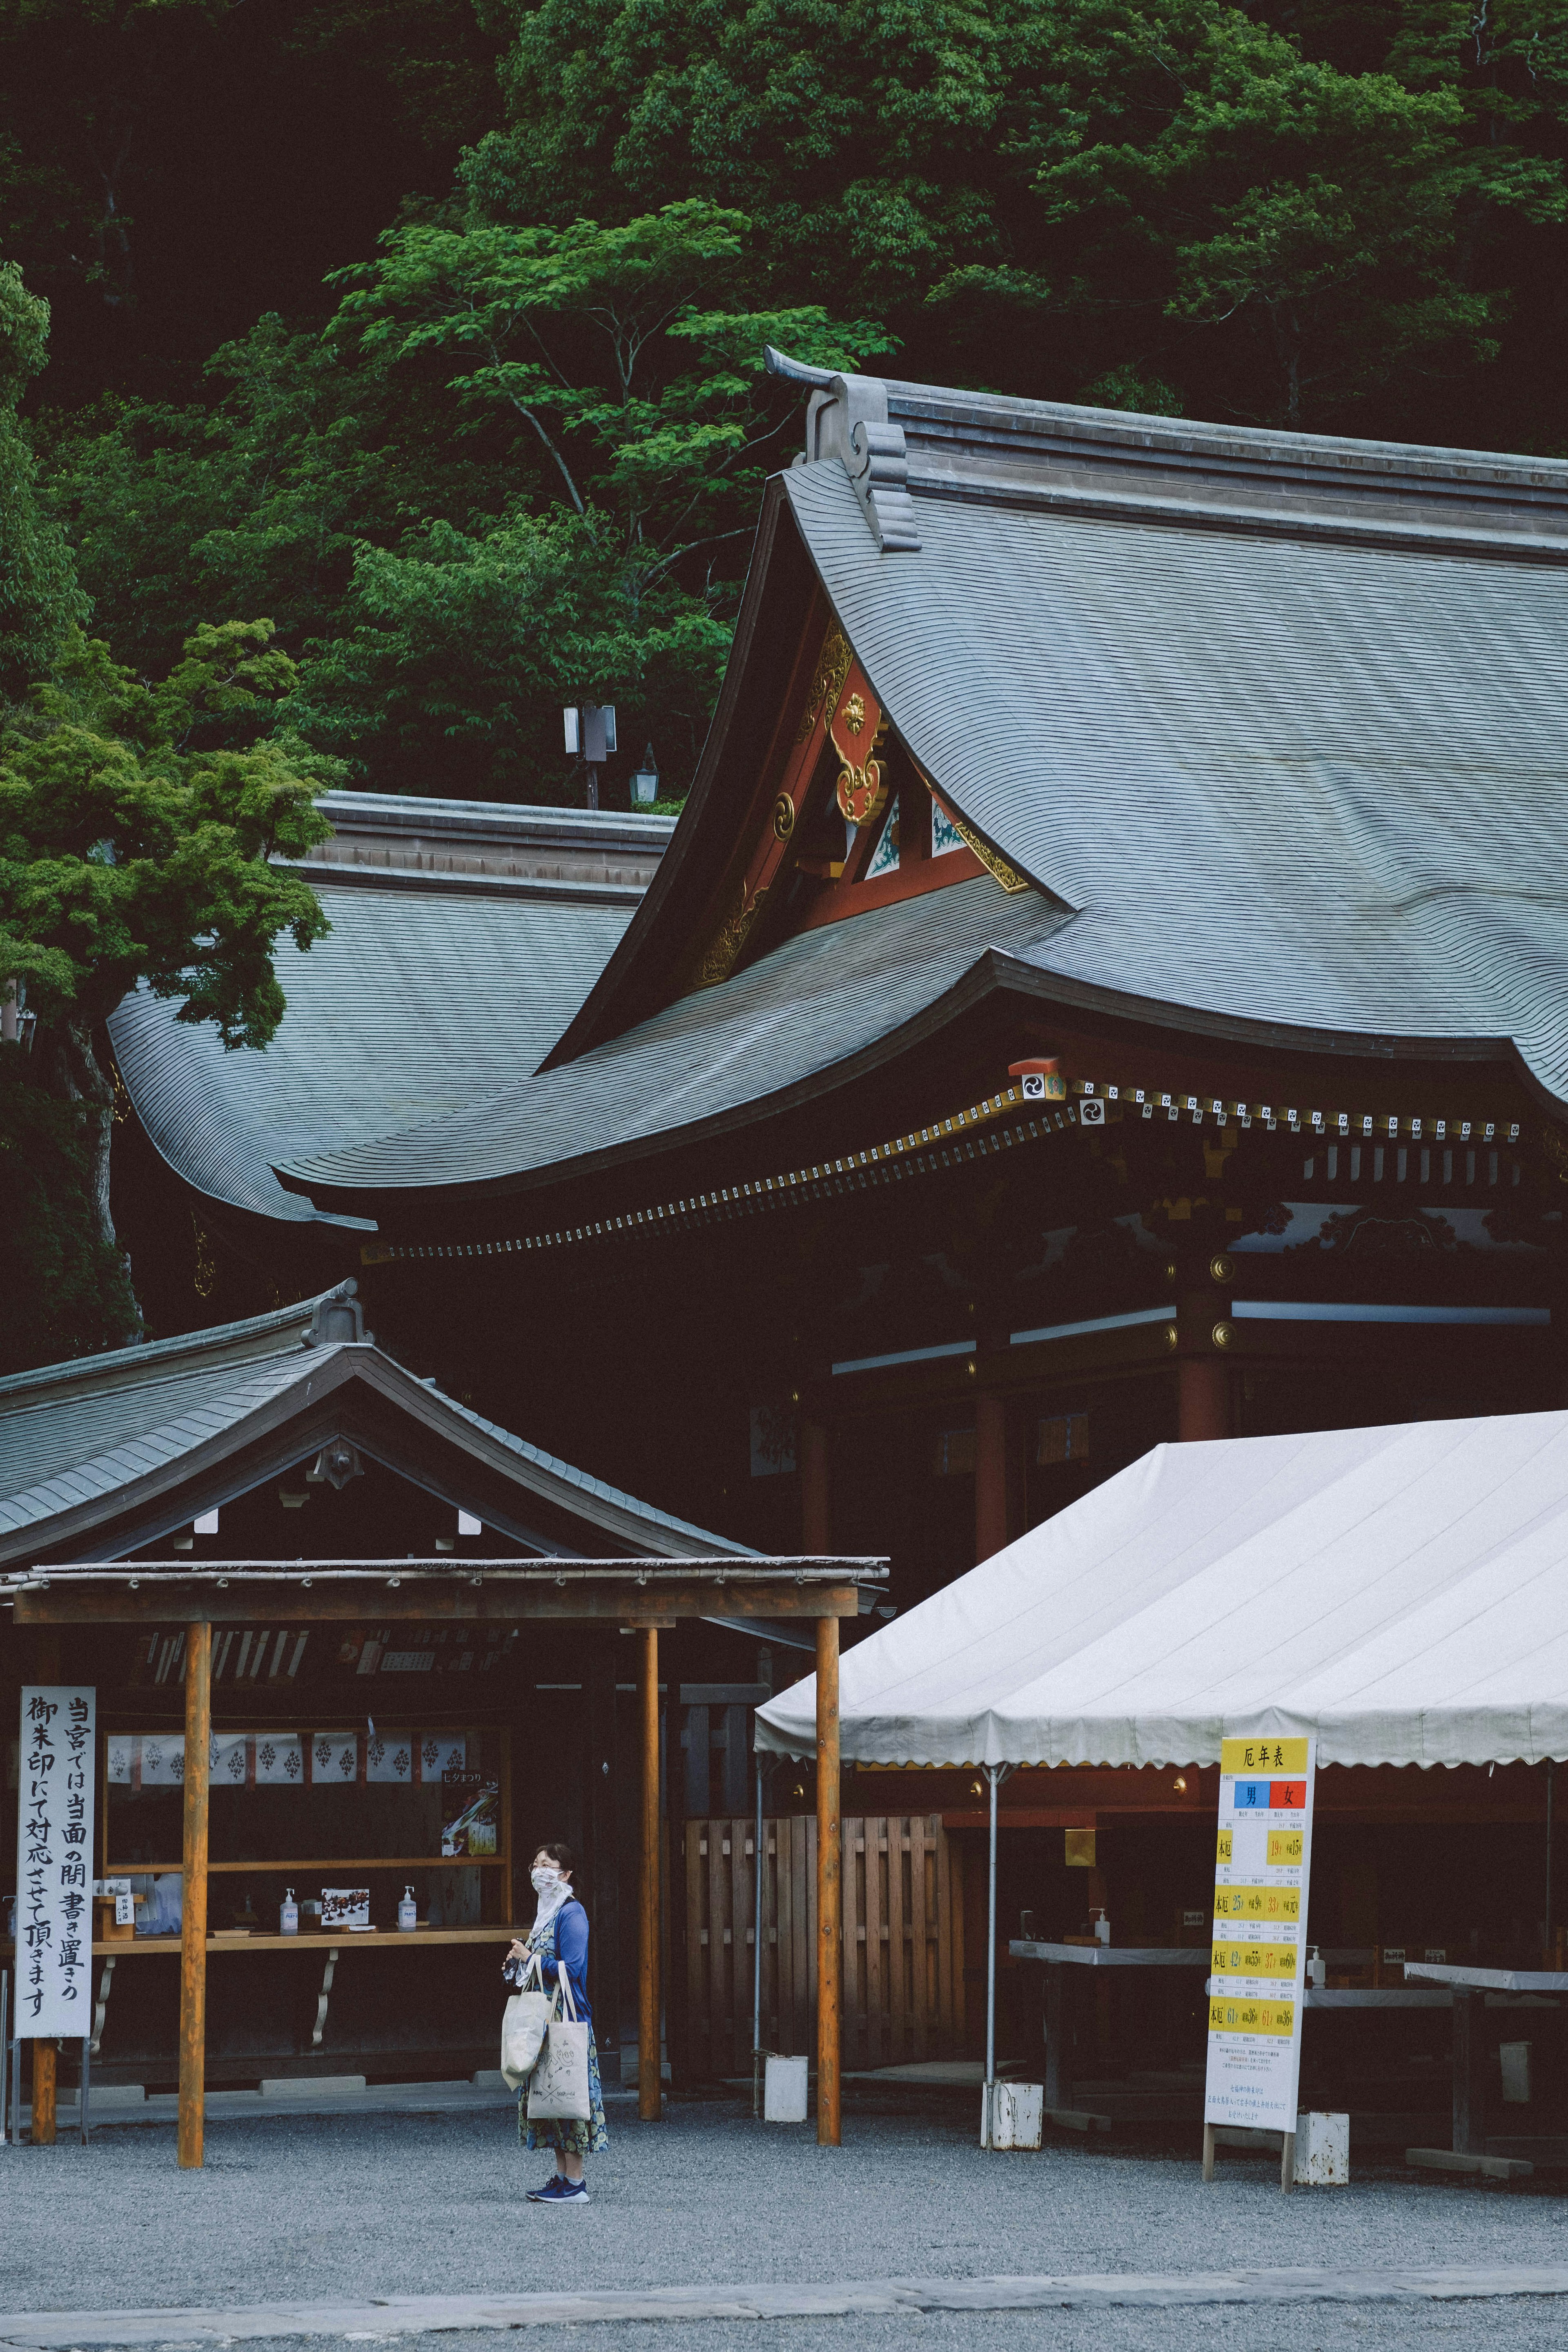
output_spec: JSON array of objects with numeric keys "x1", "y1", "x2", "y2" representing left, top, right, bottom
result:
[
  {"x1": 366, "y1": 1731, "x2": 414, "y2": 1784},
  {"x1": 312, "y1": 1731, "x2": 359, "y2": 1785},
  {"x1": 418, "y1": 1732, "x2": 467, "y2": 1784},
  {"x1": 210, "y1": 1732, "x2": 249, "y2": 1786},
  {"x1": 107, "y1": 1735, "x2": 134, "y2": 1785},
  {"x1": 254, "y1": 1734, "x2": 304, "y2": 1787},
  {"x1": 138, "y1": 1734, "x2": 184, "y2": 1785}
]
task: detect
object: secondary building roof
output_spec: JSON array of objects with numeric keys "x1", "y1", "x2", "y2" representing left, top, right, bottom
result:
[
  {"x1": 109, "y1": 797, "x2": 673, "y2": 1227},
  {"x1": 272, "y1": 363, "x2": 1568, "y2": 1223},
  {"x1": 756, "y1": 1406, "x2": 1568, "y2": 1771},
  {"x1": 0, "y1": 1283, "x2": 746, "y2": 1568}
]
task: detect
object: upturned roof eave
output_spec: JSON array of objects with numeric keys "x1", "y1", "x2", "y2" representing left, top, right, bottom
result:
[{"x1": 270, "y1": 940, "x2": 1536, "y2": 1227}]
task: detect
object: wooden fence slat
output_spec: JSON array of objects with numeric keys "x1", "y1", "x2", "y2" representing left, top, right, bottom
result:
[
  {"x1": 732, "y1": 1817, "x2": 751, "y2": 2074},
  {"x1": 934, "y1": 1813, "x2": 954, "y2": 2043},
  {"x1": 683, "y1": 1814, "x2": 957, "y2": 2078},
  {"x1": 864, "y1": 1816, "x2": 885, "y2": 2069}
]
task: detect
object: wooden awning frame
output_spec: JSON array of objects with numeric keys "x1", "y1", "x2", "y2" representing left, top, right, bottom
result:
[{"x1": 4, "y1": 1555, "x2": 884, "y2": 1625}]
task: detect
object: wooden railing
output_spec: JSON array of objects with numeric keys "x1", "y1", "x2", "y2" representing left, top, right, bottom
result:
[{"x1": 682, "y1": 1814, "x2": 965, "y2": 2078}]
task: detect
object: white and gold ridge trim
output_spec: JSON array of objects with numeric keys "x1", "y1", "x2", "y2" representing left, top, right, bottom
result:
[{"x1": 363, "y1": 1074, "x2": 1525, "y2": 1266}]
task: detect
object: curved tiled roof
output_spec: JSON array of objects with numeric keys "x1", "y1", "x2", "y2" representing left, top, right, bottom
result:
[
  {"x1": 271, "y1": 368, "x2": 1568, "y2": 1215},
  {"x1": 783, "y1": 458, "x2": 1568, "y2": 1104},
  {"x1": 275, "y1": 875, "x2": 1071, "y2": 1201},
  {"x1": 111, "y1": 876, "x2": 633, "y2": 1225},
  {"x1": 0, "y1": 1289, "x2": 749, "y2": 1564}
]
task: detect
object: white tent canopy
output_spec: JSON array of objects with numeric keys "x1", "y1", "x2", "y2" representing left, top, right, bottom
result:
[{"x1": 755, "y1": 1411, "x2": 1568, "y2": 1771}]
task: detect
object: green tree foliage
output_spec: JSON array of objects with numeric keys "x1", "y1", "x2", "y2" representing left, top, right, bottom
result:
[
  {"x1": 470, "y1": 0, "x2": 1568, "y2": 435},
  {"x1": 0, "y1": 621, "x2": 336, "y2": 1359},
  {"x1": 1, "y1": 263, "x2": 87, "y2": 693},
  {"x1": 53, "y1": 203, "x2": 885, "y2": 799}
]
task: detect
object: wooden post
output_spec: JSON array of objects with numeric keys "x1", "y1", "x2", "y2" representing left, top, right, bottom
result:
[
  {"x1": 1202, "y1": 2120, "x2": 1216, "y2": 2182},
  {"x1": 178, "y1": 1620, "x2": 212, "y2": 2169},
  {"x1": 31, "y1": 2043, "x2": 57, "y2": 2145},
  {"x1": 1177, "y1": 1356, "x2": 1231, "y2": 1442},
  {"x1": 815, "y1": 1614, "x2": 841, "y2": 2147},
  {"x1": 1452, "y1": 1987, "x2": 1483, "y2": 2155},
  {"x1": 637, "y1": 1626, "x2": 661, "y2": 2121},
  {"x1": 29, "y1": 1629, "x2": 61, "y2": 2145},
  {"x1": 974, "y1": 1390, "x2": 1009, "y2": 1564},
  {"x1": 1279, "y1": 2127, "x2": 1296, "y2": 2191},
  {"x1": 801, "y1": 1419, "x2": 830, "y2": 1553}
]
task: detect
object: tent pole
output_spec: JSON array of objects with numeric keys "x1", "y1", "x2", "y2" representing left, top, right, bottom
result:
[
  {"x1": 983, "y1": 1763, "x2": 999, "y2": 2149},
  {"x1": 753, "y1": 1754, "x2": 764, "y2": 2118},
  {"x1": 1546, "y1": 1759, "x2": 1555, "y2": 1964}
]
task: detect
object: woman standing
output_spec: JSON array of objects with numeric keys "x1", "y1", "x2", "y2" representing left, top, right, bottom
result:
[{"x1": 504, "y1": 1840, "x2": 608, "y2": 2204}]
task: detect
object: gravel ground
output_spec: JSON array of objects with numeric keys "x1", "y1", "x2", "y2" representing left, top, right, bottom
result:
[{"x1": 5, "y1": 2091, "x2": 1568, "y2": 2344}]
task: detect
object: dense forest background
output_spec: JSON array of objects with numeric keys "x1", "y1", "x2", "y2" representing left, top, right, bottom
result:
[{"x1": 4, "y1": 0, "x2": 1566, "y2": 811}]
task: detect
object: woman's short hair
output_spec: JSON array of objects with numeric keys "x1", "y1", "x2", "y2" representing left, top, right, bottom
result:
[{"x1": 535, "y1": 1839, "x2": 575, "y2": 1875}]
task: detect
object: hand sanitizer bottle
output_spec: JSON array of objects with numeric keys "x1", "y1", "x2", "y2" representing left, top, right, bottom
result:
[
  {"x1": 398, "y1": 1885, "x2": 417, "y2": 1932},
  {"x1": 280, "y1": 1886, "x2": 298, "y2": 1936}
]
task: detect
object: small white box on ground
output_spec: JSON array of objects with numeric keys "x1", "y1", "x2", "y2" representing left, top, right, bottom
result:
[
  {"x1": 989, "y1": 2081, "x2": 1044, "y2": 2149},
  {"x1": 1294, "y1": 2110, "x2": 1349, "y2": 2184},
  {"x1": 764, "y1": 2055, "x2": 809, "y2": 2123},
  {"x1": 258, "y1": 2074, "x2": 367, "y2": 2099},
  {"x1": 1501, "y1": 2041, "x2": 1532, "y2": 2104}
]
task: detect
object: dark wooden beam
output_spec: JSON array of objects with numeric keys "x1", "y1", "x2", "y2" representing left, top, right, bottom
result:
[{"x1": 11, "y1": 1578, "x2": 868, "y2": 1626}]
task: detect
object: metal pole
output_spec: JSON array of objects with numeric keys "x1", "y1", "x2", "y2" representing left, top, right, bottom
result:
[
  {"x1": 983, "y1": 1763, "x2": 999, "y2": 2149},
  {"x1": 1547, "y1": 1759, "x2": 1556, "y2": 1964},
  {"x1": 753, "y1": 1755, "x2": 765, "y2": 2118}
]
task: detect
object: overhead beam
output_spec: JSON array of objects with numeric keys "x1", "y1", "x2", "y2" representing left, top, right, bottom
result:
[{"x1": 12, "y1": 1579, "x2": 870, "y2": 1626}]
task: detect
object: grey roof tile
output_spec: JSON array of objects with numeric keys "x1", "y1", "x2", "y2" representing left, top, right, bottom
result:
[{"x1": 109, "y1": 877, "x2": 633, "y2": 1224}]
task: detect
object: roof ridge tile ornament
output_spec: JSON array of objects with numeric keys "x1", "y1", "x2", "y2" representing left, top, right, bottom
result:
[
  {"x1": 303, "y1": 1279, "x2": 370, "y2": 1349},
  {"x1": 766, "y1": 346, "x2": 920, "y2": 553}
]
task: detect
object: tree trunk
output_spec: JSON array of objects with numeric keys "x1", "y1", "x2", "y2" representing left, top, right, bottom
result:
[{"x1": 53, "y1": 1018, "x2": 142, "y2": 1345}]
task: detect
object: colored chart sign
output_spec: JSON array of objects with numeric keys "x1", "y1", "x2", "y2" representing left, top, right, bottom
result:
[
  {"x1": 16, "y1": 1687, "x2": 97, "y2": 2037},
  {"x1": 1203, "y1": 1735, "x2": 1316, "y2": 2134}
]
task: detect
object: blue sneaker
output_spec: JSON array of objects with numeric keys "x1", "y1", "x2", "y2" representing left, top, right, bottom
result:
[
  {"x1": 532, "y1": 2176, "x2": 590, "y2": 2204},
  {"x1": 525, "y1": 2175, "x2": 565, "y2": 2202}
]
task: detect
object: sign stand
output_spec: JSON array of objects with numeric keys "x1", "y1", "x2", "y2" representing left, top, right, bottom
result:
[{"x1": 1202, "y1": 1734, "x2": 1316, "y2": 2191}]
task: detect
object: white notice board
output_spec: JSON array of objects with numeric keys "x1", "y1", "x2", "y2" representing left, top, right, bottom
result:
[
  {"x1": 1203, "y1": 1734, "x2": 1315, "y2": 2134},
  {"x1": 16, "y1": 1687, "x2": 97, "y2": 2036}
]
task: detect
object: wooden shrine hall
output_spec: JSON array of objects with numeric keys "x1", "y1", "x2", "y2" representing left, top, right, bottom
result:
[
  {"x1": 1, "y1": 1283, "x2": 881, "y2": 2160},
  {"x1": 59, "y1": 350, "x2": 1568, "y2": 2099}
]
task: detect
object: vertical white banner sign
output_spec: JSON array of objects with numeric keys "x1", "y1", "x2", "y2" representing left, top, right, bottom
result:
[
  {"x1": 16, "y1": 1687, "x2": 97, "y2": 2036},
  {"x1": 1203, "y1": 1733, "x2": 1315, "y2": 2134}
]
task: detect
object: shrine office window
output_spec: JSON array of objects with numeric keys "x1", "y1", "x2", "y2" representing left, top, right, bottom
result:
[{"x1": 1037, "y1": 1412, "x2": 1090, "y2": 1466}]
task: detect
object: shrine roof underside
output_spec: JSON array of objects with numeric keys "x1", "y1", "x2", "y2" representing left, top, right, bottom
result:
[{"x1": 271, "y1": 363, "x2": 1568, "y2": 1225}]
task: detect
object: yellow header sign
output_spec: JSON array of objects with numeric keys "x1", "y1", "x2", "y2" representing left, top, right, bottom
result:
[{"x1": 1219, "y1": 1737, "x2": 1310, "y2": 1776}]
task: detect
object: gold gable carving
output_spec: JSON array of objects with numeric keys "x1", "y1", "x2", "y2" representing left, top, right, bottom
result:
[
  {"x1": 932, "y1": 794, "x2": 1032, "y2": 895},
  {"x1": 795, "y1": 624, "x2": 852, "y2": 745}
]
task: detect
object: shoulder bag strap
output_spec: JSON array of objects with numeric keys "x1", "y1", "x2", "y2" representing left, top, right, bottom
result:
[{"x1": 555, "y1": 1958, "x2": 579, "y2": 2022}]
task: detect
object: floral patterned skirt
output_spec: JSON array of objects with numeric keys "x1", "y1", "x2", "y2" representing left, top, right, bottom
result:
[{"x1": 521, "y1": 2024, "x2": 608, "y2": 2157}]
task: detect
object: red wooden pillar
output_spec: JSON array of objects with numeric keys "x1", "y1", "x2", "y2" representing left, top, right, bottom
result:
[
  {"x1": 975, "y1": 1390, "x2": 1011, "y2": 1563},
  {"x1": 801, "y1": 1418, "x2": 830, "y2": 1553},
  {"x1": 1176, "y1": 1256, "x2": 1235, "y2": 1441}
]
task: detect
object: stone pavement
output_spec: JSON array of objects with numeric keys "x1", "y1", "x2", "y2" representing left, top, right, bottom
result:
[{"x1": 5, "y1": 2268, "x2": 1568, "y2": 2344}]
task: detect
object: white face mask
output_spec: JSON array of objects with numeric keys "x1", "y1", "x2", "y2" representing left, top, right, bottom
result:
[{"x1": 531, "y1": 1866, "x2": 563, "y2": 1895}]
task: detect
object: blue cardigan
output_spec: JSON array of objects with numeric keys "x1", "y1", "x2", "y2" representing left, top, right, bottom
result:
[{"x1": 506, "y1": 1898, "x2": 592, "y2": 2025}]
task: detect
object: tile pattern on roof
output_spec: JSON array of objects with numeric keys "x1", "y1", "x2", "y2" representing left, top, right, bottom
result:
[{"x1": 109, "y1": 879, "x2": 633, "y2": 1223}]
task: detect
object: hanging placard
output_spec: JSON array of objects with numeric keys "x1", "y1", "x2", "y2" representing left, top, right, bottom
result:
[
  {"x1": 16, "y1": 1687, "x2": 97, "y2": 2036},
  {"x1": 1203, "y1": 1734, "x2": 1315, "y2": 2136}
]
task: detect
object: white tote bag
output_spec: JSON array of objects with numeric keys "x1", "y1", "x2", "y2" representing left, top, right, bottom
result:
[
  {"x1": 501, "y1": 1953, "x2": 553, "y2": 2092},
  {"x1": 526, "y1": 1961, "x2": 592, "y2": 2123}
]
